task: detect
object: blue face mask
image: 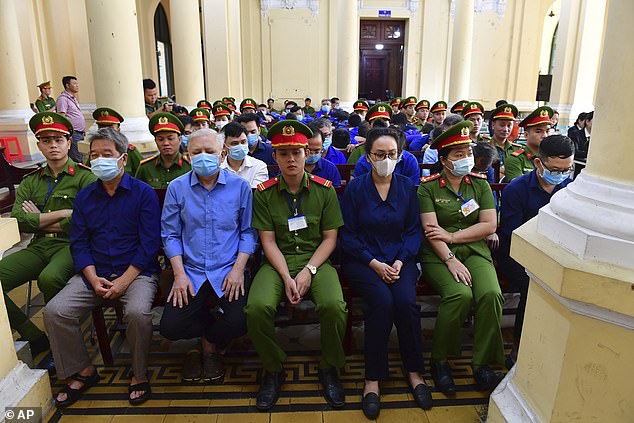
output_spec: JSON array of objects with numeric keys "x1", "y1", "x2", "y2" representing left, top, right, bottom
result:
[
  {"x1": 91, "y1": 156, "x2": 123, "y2": 181},
  {"x1": 540, "y1": 166, "x2": 571, "y2": 185},
  {"x1": 322, "y1": 137, "x2": 332, "y2": 151},
  {"x1": 191, "y1": 152, "x2": 220, "y2": 177},
  {"x1": 227, "y1": 144, "x2": 249, "y2": 161},
  {"x1": 448, "y1": 156, "x2": 474, "y2": 177},
  {"x1": 247, "y1": 133, "x2": 259, "y2": 147},
  {"x1": 306, "y1": 153, "x2": 321, "y2": 165},
  {"x1": 321, "y1": 105, "x2": 331, "y2": 113},
  {"x1": 181, "y1": 135, "x2": 189, "y2": 147}
]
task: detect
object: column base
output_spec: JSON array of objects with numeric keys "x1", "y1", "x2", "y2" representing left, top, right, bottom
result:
[
  {"x1": 0, "y1": 109, "x2": 41, "y2": 161},
  {"x1": 488, "y1": 218, "x2": 634, "y2": 423},
  {"x1": 0, "y1": 361, "x2": 52, "y2": 421},
  {"x1": 79, "y1": 116, "x2": 157, "y2": 155}
]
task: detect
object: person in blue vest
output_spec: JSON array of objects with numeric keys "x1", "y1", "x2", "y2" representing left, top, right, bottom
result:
[
  {"x1": 309, "y1": 118, "x2": 346, "y2": 165},
  {"x1": 498, "y1": 135, "x2": 574, "y2": 367}
]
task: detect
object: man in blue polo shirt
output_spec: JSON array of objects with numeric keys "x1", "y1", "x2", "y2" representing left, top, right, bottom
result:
[
  {"x1": 237, "y1": 113, "x2": 275, "y2": 166},
  {"x1": 309, "y1": 118, "x2": 346, "y2": 165},
  {"x1": 498, "y1": 135, "x2": 574, "y2": 366}
]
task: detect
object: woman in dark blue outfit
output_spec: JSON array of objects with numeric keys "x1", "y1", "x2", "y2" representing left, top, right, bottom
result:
[{"x1": 340, "y1": 127, "x2": 432, "y2": 419}]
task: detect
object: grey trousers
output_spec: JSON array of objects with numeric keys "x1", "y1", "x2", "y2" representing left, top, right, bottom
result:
[{"x1": 43, "y1": 273, "x2": 158, "y2": 380}]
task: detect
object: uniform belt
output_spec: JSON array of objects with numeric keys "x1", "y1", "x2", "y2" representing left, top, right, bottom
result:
[{"x1": 37, "y1": 233, "x2": 67, "y2": 239}]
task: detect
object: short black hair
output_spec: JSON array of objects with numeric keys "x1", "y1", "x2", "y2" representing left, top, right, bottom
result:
[
  {"x1": 267, "y1": 98, "x2": 274, "y2": 103},
  {"x1": 576, "y1": 112, "x2": 587, "y2": 123},
  {"x1": 372, "y1": 118, "x2": 389, "y2": 128},
  {"x1": 309, "y1": 128, "x2": 324, "y2": 142},
  {"x1": 364, "y1": 127, "x2": 405, "y2": 156},
  {"x1": 221, "y1": 121, "x2": 248, "y2": 138},
  {"x1": 236, "y1": 113, "x2": 260, "y2": 126},
  {"x1": 143, "y1": 78, "x2": 156, "y2": 90},
  {"x1": 495, "y1": 99, "x2": 508, "y2": 108},
  {"x1": 538, "y1": 135, "x2": 575, "y2": 160},
  {"x1": 62, "y1": 76, "x2": 77, "y2": 89},
  {"x1": 178, "y1": 115, "x2": 195, "y2": 127},
  {"x1": 391, "y1": 112, "x2": 409, "y2": 126},
  {"x1": 357, "y1": 121, "x2": 370, "y2": 138},
  {"x1": 285, "y1": 101, "x2": 298, "y2": 108},
  {"x1": 584, "y1": 111, "x2": 594, "y2": 121},
  {"x1": 332, "y1": 128, "x2": 350, "y2": 149},
  {"x1": 258, "y1": 104, "x2": 267, "y2": 108},
  {"x1": 472, "y1": 142, "x2": 499, "y2": 168},
  {"x1": 304, "y1": 97, "x2": 311, "y2": 102},
  {"x1": 285, "y1": 113, "x2": 298, "y2": 120},
  {"x1": 330, "y1": 97, "x2": 340, "y2": 103},
  {"x1": 290, "y1": 105, "x2": 301, "y2": 113},
  {"x1": 348, "y1": 114, "x2": 362, "y2": 128}
]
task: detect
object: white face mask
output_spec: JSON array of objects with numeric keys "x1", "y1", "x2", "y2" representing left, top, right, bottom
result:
[
  {"x1": 216, "y1": 120, "x2": 228, "y2": 130},
  {"x1": 372, "y1": 157, "x2": 398, "y2": 177}
]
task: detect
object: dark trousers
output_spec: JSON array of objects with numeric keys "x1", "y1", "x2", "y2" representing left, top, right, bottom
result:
[
  {"x1": 343, "y1": 259, "x2": 423, "y2": 380},
  {"x1": 159, "y1": 277, "x2": 249, "y2": 349},
  {"x1": 70, "y1": 131, "x2": 84, "y2": 163},
  {"x1": 498, "y1": 253, "x2": 529, "y2": 344}
]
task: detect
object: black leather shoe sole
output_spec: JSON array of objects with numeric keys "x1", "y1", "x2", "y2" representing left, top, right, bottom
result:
[
  {"x1": 255, "y1": 372, "x2": 286, "y2": 411},
  {"x1": 362, "y1": 392, "x2": 380, "y2": 420}
]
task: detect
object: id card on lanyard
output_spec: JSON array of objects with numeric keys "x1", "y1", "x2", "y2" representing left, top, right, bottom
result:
[
  {"x1": 285, "y1": 192, "x2": 308, "y2": 231},
  {"x1": 452, "y1": 191, "x2": 479, "y2": 217}
]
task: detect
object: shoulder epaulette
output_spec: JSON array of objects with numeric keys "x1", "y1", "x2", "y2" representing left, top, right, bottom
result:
[
  {"x1": 420, "y1": 173, "x2": 441, "y2": 183},
  {"x1": 510, "y1": 142, "x2": 522, "y2": 148},
  {"x1": 309, "y1": 174, "x2": 333, "y2": 188},
  {"x1": 128, "y1": 144, "x2": 136, "y2": 151},
  {"x1": 511, "y1": 149, "x2": 525, "y2": 157},
  {"x1": 468, "y1": 172, "x2": 488, "y2": 179},
  {"x1": 182, "y1": 154, "x2": 190, "y2": 163},
  {"x1": 139, "y1": 154, "x2": 159, "y2": 165},
  {"x1": 257, "y1": 177, "x2": 279, "y2": 192},
  {"x1": 22, "y1": 167, "x2": 41, "y2": 179},
  {"x1": 480, "y1": 134, "x2": 491, "y2": 140},
  {"x1": 75, "y1": 162, "x2": 91, "y2": 172}
]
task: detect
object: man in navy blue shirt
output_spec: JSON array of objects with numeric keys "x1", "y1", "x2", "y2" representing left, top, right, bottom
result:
[
  {"x1": 498, "y1": 135, "x2": 574, "y2": 365},
  {"x1": 310, "y1": 118, "x2": 347, "y2": 165},
  {"x1": 305, "y1": 129, "x2": 342, "y2": 187},
  {"x1": 237, "y1": 113, "x2": 275, "y2": 166},
  {"x1": 44, "y1": 128, "x2": 161, "y2": 407}
]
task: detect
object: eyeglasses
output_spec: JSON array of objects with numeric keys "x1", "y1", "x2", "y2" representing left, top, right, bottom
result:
[
  {"x1": 369, "y1": 151, "x2": 398, "y2": 161},
  {"x1": 540, "y1": 161, "x2": 573, "y2": 177},
  {"x1": 37, "y1": 136, "x2": 67, "y2": 145}
]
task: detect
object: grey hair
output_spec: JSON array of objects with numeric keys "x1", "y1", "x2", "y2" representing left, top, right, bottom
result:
[
  {"x1": 440, "y1": 113, "x2": 464, "y2": 130},
  {"x1": 189, "y1": 128, "x2": 222, "y2": 150},
  {"x1": 88, "y1": 127, "x2": 128, "y2": 155}
]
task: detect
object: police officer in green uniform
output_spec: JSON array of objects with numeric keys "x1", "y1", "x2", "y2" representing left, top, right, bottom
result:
[
  {"x1": 92, "y1": 107, "x2": 143, "y2": 175},
  {"x1": 245, "y1": 120, "x2": 347, "y2": 411},
  {"x1": 347, "y1": 103, "x2": 392, "y2": 166},
  {"x1": 189, "y1": 107, "x2": 212, "y2": 130},
  {"x1": 417, "y1": 121, "x2": 505, "y2": 394},
  {"x1": 400, "y1": 96, "x2": 418, "y2": 123},
  {"x1": 240, "y1": 98, "x2": 258, "y2": 115},
  {"x1": 430, "y1": 101, "x2": 448, "y2": 127},
  {"x1": 197, "y1": 100, "x2": 213, "y2": 110},
  {"x1": 462, "y1": 102, "x2": 490, "y2": 143},
  {"x1": 504, "y1": 106, "x2": 553, "y2": 182},
  {"x1": 450, "y1": 100, "x2": 469, "y2": 115},
  {"x1": 135, "y1": 112, "x2": 191, "y2": 188},
  {"x1": 489, "y1": 103, "x2": 520, "y2": 176},
  {"x1": 212, "y1": 104, "x2": 232, "y2": 131},
  {"x1": 0, "y1": 112, "x2": 96, "y2": 357},
  {"x1": 33, "y1": 81, "x2": 56, "y2": 112},
  {"x1": 302, "y1": 97, "x2": 316, "y2": 117},
  {"x1": 412, "y1": 99, "x2": 431, "y2": 131}
]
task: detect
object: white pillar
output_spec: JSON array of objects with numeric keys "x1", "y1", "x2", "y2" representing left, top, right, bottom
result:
[
  {"x1": 85, "y1": 0, "x2": 153, "y2": 147},
  {"x1": 448, "y1": 0, "x2": 474, "y2": 103},
  {"x1": 335, "y1": 0, "x2": 359, "y2": 106},
  {"x1": 0, "y1": 0, "x2": 31, "y2": 115},
  {"x1": 170, "y1": 0, "x2": 205, "y2": 109}
]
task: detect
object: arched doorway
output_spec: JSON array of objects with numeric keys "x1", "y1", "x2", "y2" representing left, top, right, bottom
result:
[{"x1": 154, "y1": 3, "x2": 174, "y2": 96}]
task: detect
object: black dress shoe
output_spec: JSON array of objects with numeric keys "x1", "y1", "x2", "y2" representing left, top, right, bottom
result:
[
  {"x1": 255, "y1": 370, "x2": 285, "y2": 411},
  {"x1": 410, "y1": 383, "x2": 433, "y2": 409},
  {"x1": 318, "y1": 368, "x2": 345, "y2": 408},
  {"x1": 430, "y1": 361, "x2": 456, "y2": 395},
  {"x1": 473, "y1": 366, "x2": 505, "y2": 391},
  {"x1": 362, "y1": 392, "x2": 380, "y2": 420}
]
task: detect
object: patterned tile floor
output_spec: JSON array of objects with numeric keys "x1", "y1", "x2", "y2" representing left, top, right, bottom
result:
[{"x1": 5, "y1": 243, "x2": 516, "y2": 423}]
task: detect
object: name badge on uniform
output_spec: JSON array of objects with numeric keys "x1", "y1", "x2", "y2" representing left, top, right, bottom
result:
[
  {"x1": 460, "y1": 199, "x2": 480, "y2": 217},
  {"x1": 288, "y1": 214, "x2": 308, "y2": 231}
]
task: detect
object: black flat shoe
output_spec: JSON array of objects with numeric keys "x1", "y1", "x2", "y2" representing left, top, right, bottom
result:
[
  {"x1": 430, "y1": 361, "x2": 456, "y2": 395},
  {"x1": 473, "y1": 365, "x2": 505, "y2": 391},
  {"x1": 318, "y1": 368, "x2": 345, "y2": 408},
  {"x1": 362, "y1": 392, "x2": 380, "y2": 420},
  {"x1": 410, "y1": 383, "x2": 433, "y2": 410},
  {"x1": 255, "y1": 370, "x2": 285, "y2": 411}
]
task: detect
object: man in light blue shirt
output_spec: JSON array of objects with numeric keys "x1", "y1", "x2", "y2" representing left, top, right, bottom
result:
[{"x1": 159, "y1": 128, "x2": 258, "y2": 383}]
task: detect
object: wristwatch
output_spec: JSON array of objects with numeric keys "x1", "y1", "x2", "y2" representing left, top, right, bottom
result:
[
  {"x1": 304, "y1": 263, "x2": 317, "y2": 275},
  {"x1": 442, "y1": 251, "x2": 456, "y2": 263}
]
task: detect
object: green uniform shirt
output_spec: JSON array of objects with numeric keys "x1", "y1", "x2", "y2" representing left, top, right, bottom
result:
[
  {"x1": 302, "y1": 106, "x2": 316, "y2": 116},
  {"x1": 476, "y1": 134, "x2": 491, "y2": 143},
  {"x1": 417, "y1": 171, "x2": 496, "y2": 264},
  {"x1": 125, "y1": 145, "x2": 143, "y2": 176},
  {"x1": 347, "y1": 143, "x2": 365, "y2": 166},
  {"x1": 490, "y1": 138, "x2": 519, "y2": 163},
  {"x1": 134, "y1": 153, "x2": 191, "y2": 188},
  {"x1": 34, "y1": 96, "x2": 56, "y2": 112},
  {"x1": 145, "y1": 102, "x2": 158, "y2": 115},
  {"x1": 252, "y1": 172, "x2": 343, "y2": 257},
  {"x1": 12, "y1": 158, "x2": 97, "y2": 236},
  {"x1": 503, "y1": 147, "x2": 536, "y2": 182}
]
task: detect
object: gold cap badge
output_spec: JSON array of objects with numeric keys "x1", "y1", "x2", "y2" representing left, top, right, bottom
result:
[
  {"x1": 282, "y1": 125, "x2": 295, "y2": 136},
  {"x1": 158, "y1": 116, "x2": 168, "y2": 125},
  {"x1": 42, "y1": 115, "x2": 53, "y2": 124},
  {"x1": 461, "y1": 127, "x2": 470, "y2": 136}
]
